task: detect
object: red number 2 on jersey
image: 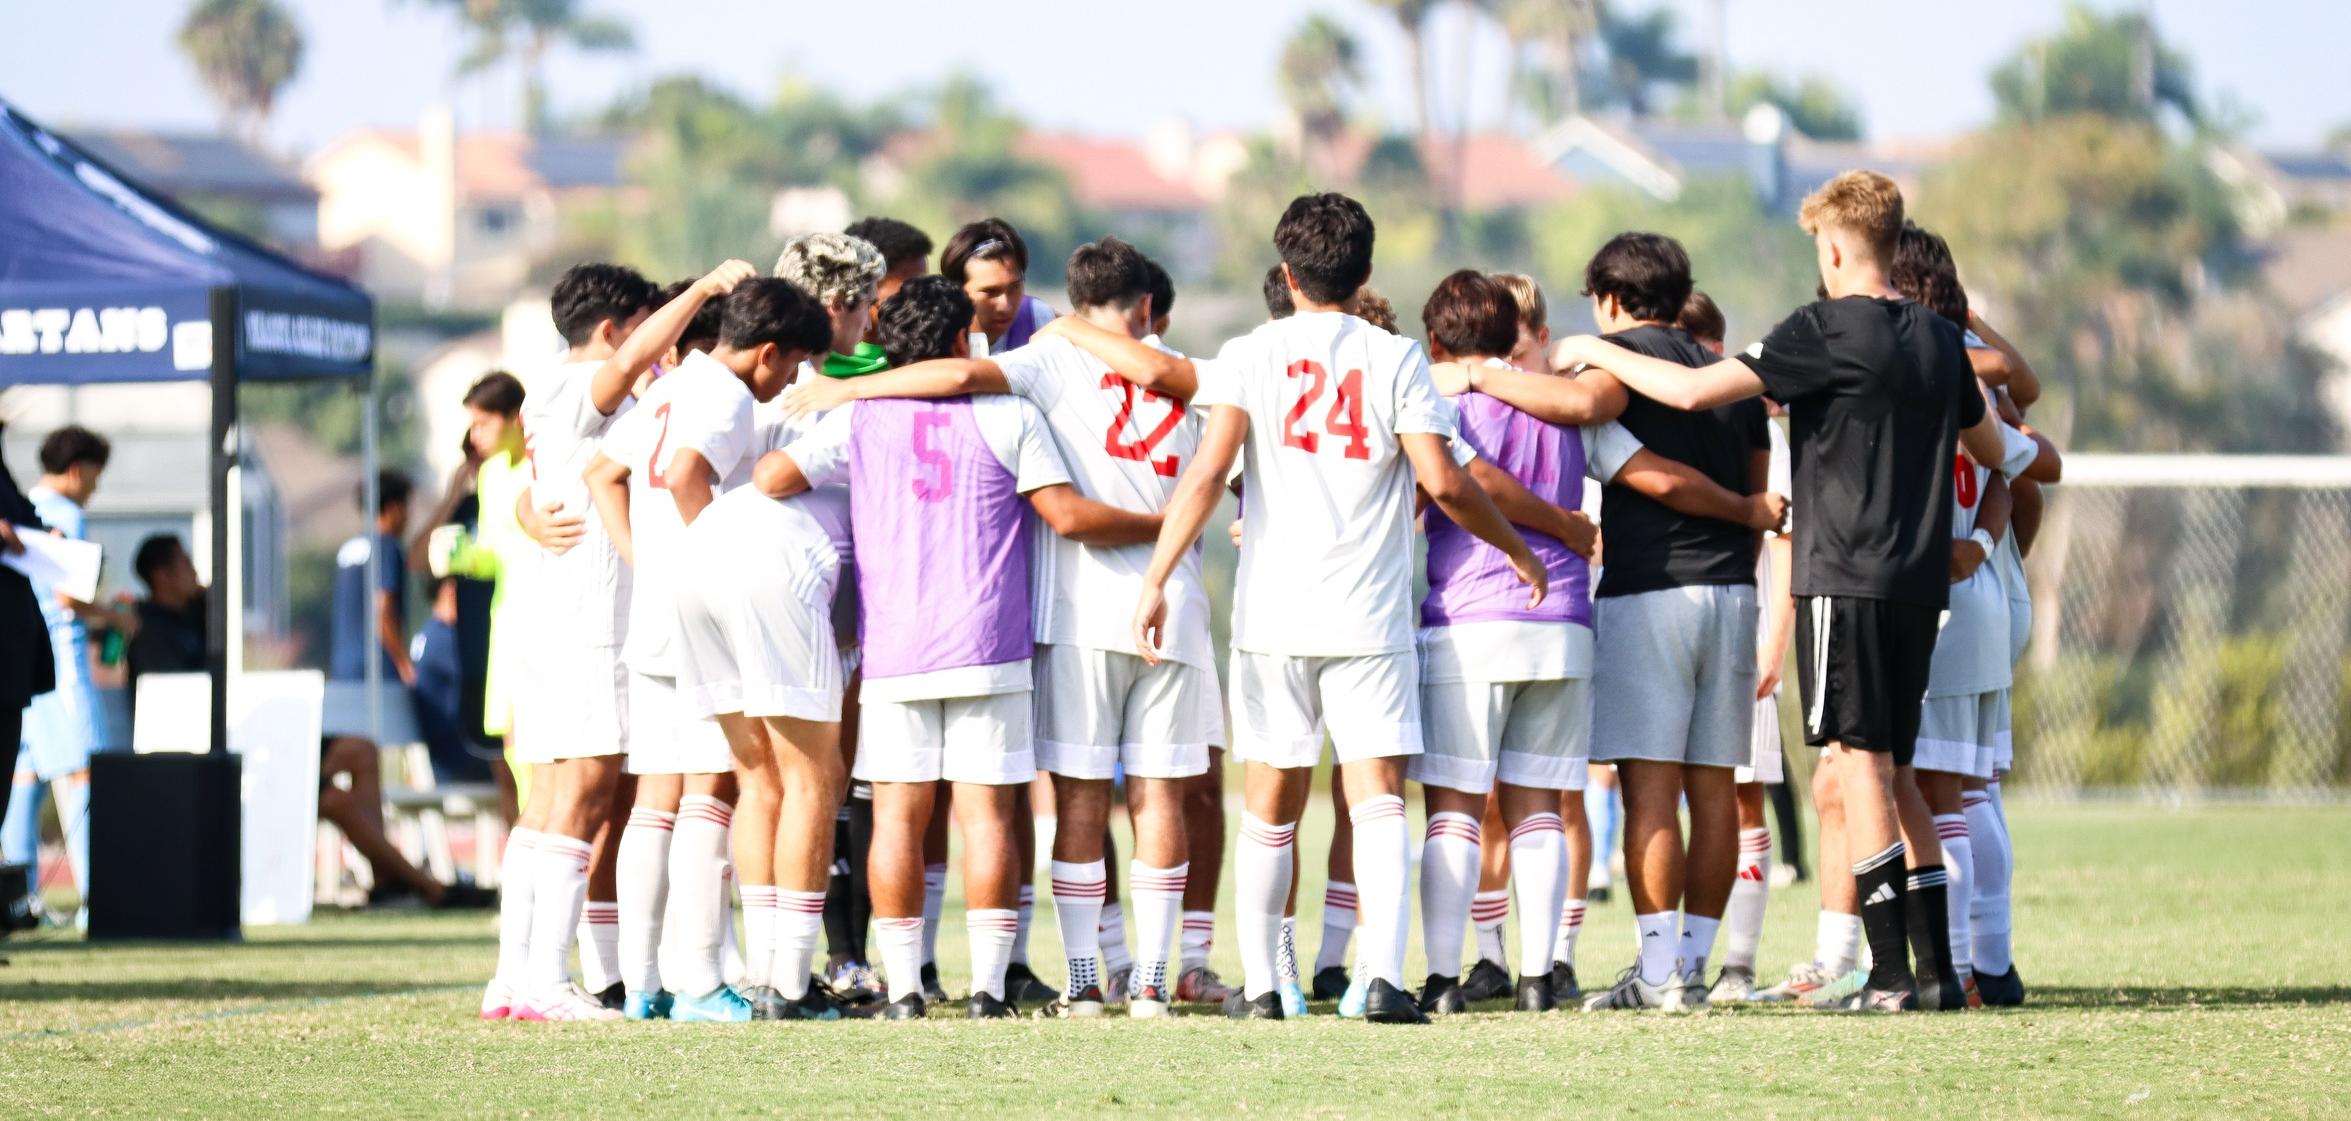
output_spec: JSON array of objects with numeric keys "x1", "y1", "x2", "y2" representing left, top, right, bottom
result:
[
  {"x1": 646, "y1": 403, "x2": 675, "y2": 490},
  {"x1": 1952, "y1": 452, "x2": 1979, "y2": 509},
  {"x1": 1280, "y1": 360, "x2": 1371, "y2": 460},
  {"x1": 1100, "y1": 372, "x2": 1186, "y2": 477}
]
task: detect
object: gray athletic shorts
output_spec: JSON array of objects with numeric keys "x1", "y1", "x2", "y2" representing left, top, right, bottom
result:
[{"x1": 1590, "y1": 584, "x2": 1757, "y2": 769}]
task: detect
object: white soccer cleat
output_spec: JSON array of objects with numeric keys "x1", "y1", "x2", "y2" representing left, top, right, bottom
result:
[
  {"x1": 1664, "y1": 968, "x2": 1711, "y2": 1013},
  {"x1": 479, "y1": 979, "x2": 516, "y2": 1021},
  {"x1": 1580, "y1": 965, "x2": 1669, "y2": 1012},
  {"x1": 516, "y1": 983, "x2": 624, "y2": 1022},
  {"x1": 1707, "y1": 965, "x2": 1760, "y2": 1004}
]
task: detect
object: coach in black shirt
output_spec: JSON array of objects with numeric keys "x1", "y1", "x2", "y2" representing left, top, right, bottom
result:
[{"x1": 1554, "y1": 171, "x2": 2002, "y2": 1015}]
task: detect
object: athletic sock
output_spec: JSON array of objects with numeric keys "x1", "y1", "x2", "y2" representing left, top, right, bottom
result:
[
  {"x1": 822, "y1": 805, "x2": 854, "y2": 960},
  {"x1": 1180, "y1": 910, "x2": 1215, "y2": 972},
  {"x1": 617, "y1": 810, "x2": 673, "y2": 994},
  {"x1": 1634, "y1": 911, "x2": 1678, "y2": 987},
  {"x1": 1678, "y1": 913, "x2": 1722, "y2": 981},
  {"x1": 738, "y1": 885, "x2": 778, "y2": 992},
  {"x1": 1552, "y1": 896, "x2": 1587, "y2": 967},
  {"x1": 1854, "y1": 842, "x2": 1915, "y2": 993},
  {"x1": 494, "y1": 828, "x2": 542, "y2": 987},
  {"x1": 876, "y1": 916, "x2": 924, "y2": 1002},
  {"x1": 578, "y1": 901, "x2": 620, "y2": 994},
  {"x1": 1049, "y1": 859, "x2": 1108, "y2": 995},
  {"x1": 1934, "y1": 815, "x2": 1974, "y2": 985},
  {"x1": 1723, "y1": 826, "x2": 1773, "y2": 972},
  {"x1": 1963, "y1": 789, "x2": 2013, "y2": 975},
  {"x1": 1418, "y1": 810, "x2": 1482, "y2": 980},
  {"x1": 1099, "y1": 902, "x2": 1134, "y2": 974},
  {"x1": 1312, "y1": 881, "x2": 1358, "y2": 974},
  {"x1": 843, "y1": 790, "x2": 874, "y2": 962},
  {"x1": 1129, "y1": 862, "x2": 1186, "y2": 996},
  {"x1": 774, "y1": 889, "x2": 825, "y2": 1000},
  {"x1": 1277, "y1": 915, "x2": 1301, "y2": 984},
  {"x1": 665, "y1": 795, "x2": 733, "y2": 998},
  {"x1": 967, "y1": 907, "x2": 1019, "y2": 1000},
  {"x1": 1350, "y1": 795, "x2": 1412, "y2": 989},
  {"x1": 920, "y1": 863, "x2": 948, "y2": 967},
  {"x1": 1905, "y1": 865, "x2": 1958, "y2": 1007},
  {"x1": 1235, "y1": 813, "x2": 1296, "y2": 1000},
  {"x1": 1012, "y1": 884, "x2": 1037, "y2": 967},
  {"x1": 1507, "y1": 813, "x2": 1566, "y2": 978},
  {"x1": 1472, "y1": 890, "x2": 1510, "y2": 966},
  {"x1": 1818, "y1": 910, "x2": 1863, "y2": 975},
  {"x1": 719, "y1": 866, "x2": 744, "y2": 987},
  {"x1": 527, "y1": 833, "x2": 593, "y2": 994}
]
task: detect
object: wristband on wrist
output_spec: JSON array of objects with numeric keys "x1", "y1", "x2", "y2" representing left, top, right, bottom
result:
[{"x1": 1969, "y1": 528, "x2": 1997, "y2": 554}]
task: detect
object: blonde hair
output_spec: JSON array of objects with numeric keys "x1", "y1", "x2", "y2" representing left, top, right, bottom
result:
[
  {"x1": 1798, "y1": 169, "x2": 1904, "y2": 261},
  {"x1": 775, "y1": 232, "x2": 885, "y2": 309},
  {"x1": 1490, "y1": 272, "x2": 1547, "y2": 332}
]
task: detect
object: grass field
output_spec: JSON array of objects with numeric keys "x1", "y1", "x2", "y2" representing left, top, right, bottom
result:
[{"x1": 3, "y1": 803, "x2": 2347, "y2": 1118}]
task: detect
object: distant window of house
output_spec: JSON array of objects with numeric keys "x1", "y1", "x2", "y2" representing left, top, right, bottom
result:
[{"x1": 477, "y1": 205, "x2": 518, "y2": 236}]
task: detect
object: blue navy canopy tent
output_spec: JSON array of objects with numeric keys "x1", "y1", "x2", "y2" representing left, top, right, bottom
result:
[{"x1": 0, "y1": 99, "x2": 375, "y2": 937}]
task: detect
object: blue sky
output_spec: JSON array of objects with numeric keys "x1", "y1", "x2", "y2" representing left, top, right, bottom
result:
[{"x1": 5, "y1": 0, "x2": 2345, "y2": 151}]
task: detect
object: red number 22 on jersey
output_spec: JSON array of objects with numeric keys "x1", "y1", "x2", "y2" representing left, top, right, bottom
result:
[{"x1": 1101, "y1": 373, "x2": 1186, "y2": 477}]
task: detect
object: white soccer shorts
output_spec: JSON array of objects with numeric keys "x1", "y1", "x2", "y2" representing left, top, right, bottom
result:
[
  {"x1": 1412, "y1": 675, "x2": 1591, "y2": 795},
  {"x1": 1736, "y1": 691, "x2": 1786, "y2": 785},
  {"x1": 855, "y1": 690, "x2": 1035, "y2": 786},
  {"x1": 624, "y1": 671, "x2": 733, "y2": 776},
  {"x1": 1032, "y1": 644, "x2": 1218, "y2": 781},
  {"x1": 1227, "y1": 650, "x2": 1422, "y2": 769},
  {"x1": 512, "y1": 641, "x2": 628, "y2": 764},
  {"x1": 1915, "y1": 690, "x2": 2002, "y2": 780},
  {"x1": 673, "y1": 550, "x2": 844, "y2": 724}
]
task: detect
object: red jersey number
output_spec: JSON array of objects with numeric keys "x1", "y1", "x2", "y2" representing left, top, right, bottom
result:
[
  {"x1": 646, "y1": 403, "x2": 675, "y2": 490},
  {"x1": 1101, "y1": 372, "x2": 1186, "y2": 477},
  {"x1": 1280, "y1": 360, "x2": 1372, "y2": 461},
  {"x1": 1952, "y1": 453, "x2": 1979, "y2": 509}
]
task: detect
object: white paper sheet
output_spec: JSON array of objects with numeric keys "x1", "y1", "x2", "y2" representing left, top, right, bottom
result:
[{"x1": 2, "y1": 529, "x2": 102, "y2": 602}]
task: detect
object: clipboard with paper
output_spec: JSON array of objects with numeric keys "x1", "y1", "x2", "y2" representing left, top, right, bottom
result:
[{"x1": 2, "y1": 529, "x2": 102, "y2": 603}]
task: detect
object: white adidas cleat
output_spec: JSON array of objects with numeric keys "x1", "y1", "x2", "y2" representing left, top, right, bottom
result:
[{"x1": 1580, "y1": 965, "x2": 1670, "y2": 1012}]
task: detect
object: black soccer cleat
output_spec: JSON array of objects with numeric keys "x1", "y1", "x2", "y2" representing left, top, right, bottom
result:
[
  {"x1": 1311, "y1": 965, "x2": 1351, "y2": 1001},
  {"x1": 1222, "y1": 990, "x2": 1284, "y2": 1020},
  {"x1": 1003, "y1": 961, "x2": 1060, "y2": 1005},
  {"x1": 1549, "y1": 961, "x2": 1582, "y2": 1002},
  {"x1": 1587, "y1": 885, "x2": 1612, "y2": 905},
  {"x1": 858, "y1": 992, "x2": 926, "y2": 1021},
  {"x1": 1974, "y1": 966, "x2": 2026, "y2": 1008},
  {"x1": 967, "y1": 991, "x2": 1018, "y2": 1019},
  {"x1": 1914, "y1": 972, "x2": 1966, "y2": 1013},
  {"x1": 746, "y1": 985, "x2": 789, "y2": 1021},
  {"x1": 1418, "y1": 973, "x2": 1468, "y2": 1015},
  {"x1": 782, "y1": 978, "x2": 849, "y2": 1021},
  {"x1": 1459, "y1": 958, "x2": 1513, "y2": 1003},
  {"x1": 1364, "y1": 978, "x2": 1429, "y2": 1024},
  {"x1": 594, "y1": 981, "x2": 626, "y2": 1011},
  {"x1": 1515, "y1": 973, "x2": 1558, "y2": 1012},
  {"x1": 919, "y1": 962, "x2": 951, "y2": 1004}
]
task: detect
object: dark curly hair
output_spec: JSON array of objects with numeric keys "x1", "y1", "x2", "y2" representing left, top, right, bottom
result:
[
  {"x1": 1272, "y1": 193, "x2": 1375, "y2": 306},
  {"x1": 1890, "y1": 220, "x2": 1969, "y2": 328},
  {"x1": 550, "y1": 262, "x2": 657, "y2": 348},
  {"x1": 719, "y1": 278, "x2": 832, "y2": 357},
  {"x1": 1144, "y1": 257, "x2": 1175, "y2": 322},
  {"x1": 845, "y1": 216, "x2": 934, "y2": 275},
  {"x1": 654, "y1": 278, "x2": 727, "y2": 354},
  {"x1": 38, "y1": 425, "x2": 110, "y2": 475},
  {"x1": 1583, "y1": 232, "x2": 1693, "y2": 325},
  {"x1": 875, "y1": 275, "x2": 975, "y2": 366},
  {"x1": 1421, "y1": 270, "x2": 1519, "y2": 360},
  {"x1": 1261, "y1": 264, "x2": 1295, "y2": 320}
]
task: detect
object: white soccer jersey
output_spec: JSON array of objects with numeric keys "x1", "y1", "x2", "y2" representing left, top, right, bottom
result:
[
  {"x1": 994, "y1": 334, "x2": 1213, "y2": 670},
  {"x1": 1195, "y1": 311, "x2": 1464, "y2": 657},
  {"x1": 601, "y1": 352, "x2": 757, "y2": 675},
  {"x1": 519, "y1": 359, "x2": 632, "y2": 648},
  {"x1": 1926, "y1": 410, "x2": 2025, "y2": 698}
]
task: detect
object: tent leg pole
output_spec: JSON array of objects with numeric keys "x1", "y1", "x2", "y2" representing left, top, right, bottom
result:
[
  {"x1": 206, "y1": 289, "x2": 235, "y2": 760},
  {"x1": 362, "y1": 374, "x2": 379, "y2": 745}
]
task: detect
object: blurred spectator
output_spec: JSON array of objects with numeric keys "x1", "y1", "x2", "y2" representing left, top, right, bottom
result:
[
  {"x1": 0, "y1": 420, "x2": 56, "y2": 874},
  {"x1": 332, "y1": 471, "x2": 413, "y2": 685}
]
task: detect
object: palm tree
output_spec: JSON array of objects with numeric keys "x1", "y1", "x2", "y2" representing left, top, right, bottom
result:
[
  {"x1": 1364, "y1": 0, "x2": 1439, "y2": 156},
  {"x1": 177, "y1": 0, "x2": 304, "y2": 146},
  {"x1": 1593, "y1": 5, "x2": 1699, "y2": 118},
  {"x1": 1278, "y1": 14, "x2": 1365, "y2": 178},
  {"x1": 1496, "y1": 0, "x2": 1595, "y2": 126},
  {"x1": 427, "y1": 0, "x2": 635, "y2": 134}
]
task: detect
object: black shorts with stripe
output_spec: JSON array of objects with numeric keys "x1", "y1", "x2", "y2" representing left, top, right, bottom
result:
[{"x1": 1794, "y1": 595, "x2": 1941, "y2": 766}]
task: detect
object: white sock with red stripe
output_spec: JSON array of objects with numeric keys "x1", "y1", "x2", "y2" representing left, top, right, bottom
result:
[
  {"x1": 1473, "y1": 890, "x2": 1511, "y2": 966},
  {"x1": 578, "y1": 902, "x2": 620, "y2": 994},
  {"x1": 1507, "y1": 812, "x2": 1567, "y2": 978},
  {"x1": 1552, "y1": 895, "x2": 1587, "y2": 968},
  {"x1": 774, "y1": 889, "x2": 826, "y2": 1000},
  {"x1": 1129, "y1": 862, "x2": 1186, "y2": 996},
  {"x1": 1179, "y1": 910, "x2": 1215, "y2": 972},
  {"x1": 493, "y1": 828, "x2": 541, "y2": 989},
  {"x1": 1050, "y1": 859, "x2": 1108, "y2": 995},
  {"x1": 967, "y1": 908, "x2": 1019, "y2": 1000},
  {"x1": 617, "y1": 810, "x2": 672, "y2": 994},
  {"x1": 1350, "y1": 794, "x2": 1412, "y2": 989},
  {"x1": 1100, "y1": 904, "x2": 1133, "y2": 973},
  {"x1": 1963, "y1": 787, "x2": 2012, "y2": 975},
  {"x1": 527, "y1": 833, "x2": 593, "y2": 995},
  {"x1": 1935, "y1": 813, "x2": 1974, "y2": 986},
  {"x1": 1723, "y1": 826, "x2": 1773, "y2": 972},
  {"x1": 1419, "y1": 810, "x2": 1483, "y2": 979},
  {"x1": 664, "y1": 795, "x2": 733, "y2": 998},
  {"x1": 738, "y1": 884, "x2": 778, "y2": 992},
  {"x1": 921, "y1": 863, "x2": 948, "y2": 966},
  {"x1": 876, "y1": 916, "x2": 924, "y2": 1002},
  {"x1": 1235, "y1": 814, "x2": 1295, "y2": 1000},
  {"x1": 1311, "y1": 882, "x2": 1357, "y2": 973},
  {"x1": 1012, "y1": 884, "x2": 1037, "y2": 967}
]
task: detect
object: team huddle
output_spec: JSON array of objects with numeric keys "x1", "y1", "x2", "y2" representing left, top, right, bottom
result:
[{"x1": 469, "y1": 167, "x2": 2059, "y2": 1024}]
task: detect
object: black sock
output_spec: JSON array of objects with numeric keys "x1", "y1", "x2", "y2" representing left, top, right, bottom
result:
[
  {"x1": 1905, "y1": 865, "x2": 1961, "y2": 1011},
  {"x1": 823, "y1": 807, "x2": 854, "y2": 959},
  {"x1": 1853, "y1": 842, "x2": 1915, "y2": 994},
  {"x1": 845, "y1": 791, "x2": 875, "y2": 962},
  {"x1": 1767, "y1": 781, "x2": 1806, "y2": 875}
]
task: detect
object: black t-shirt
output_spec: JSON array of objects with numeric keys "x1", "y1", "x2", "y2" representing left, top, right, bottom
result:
[
  {"x1": 1596, "y1": 324, "x2": 1770, "y2": 598},
  {"x1": 1736, "y1": 296, "x2": 1985, "y2": 609},
  {"x1": 127, "y1": 596, "x2": 207, "y2": 713}
]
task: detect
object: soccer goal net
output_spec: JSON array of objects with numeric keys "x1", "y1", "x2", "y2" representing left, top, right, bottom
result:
[{"x1": 2012, "y1": 455, "x2": 2351, "y2": 798}]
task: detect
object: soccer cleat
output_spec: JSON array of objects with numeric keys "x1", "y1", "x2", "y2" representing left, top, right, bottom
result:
[
  {"x1": 670, "y1": 985, "x2": 754, "y2": 1023},
  {"x1": 1515, "y1": 974, "x2": 1557, "y2": 1012},
  {"x1": 919, "y1": 961, "x2": 951, "y2": 1004},
  {"x1": 1459, "y1": 958, "x2": 1513, "y2": 1003},
  {"x1": 1580, "y1": 966, "x2": 1669, "y2": 1012},
  {"x1": 1587, "y1": 885, "x2": 1612, "y2": 906},
  {"x1": 594, "y1": 981, "x2": 626, "y2": 1011},
  {"x1": 1003, "y1": 962, "x2": 1060, "y2": 1005},
  {"x1": 1278, "y1": 978, "x2": 1310, "y2": 1017},
  {"x1": 858, "y1": 993, "x2": 926, "y2": 1021},
  {"x1": 1707, "y1": 965, "x2": 1759, "y2": 1004},
  {"x1": 1310, "y1": 964, "x2": 1350, "y2": 1001},
  {"x1": 1816, "y1": 986, "x2": 1918, "y2": 1013},
  {"x1": 1222, "y1": 990, "x2": 1284, "y2": 1020},
  {"x1": 1129, "y1": 982, "x2": 1173, "y2": 1019},
  {"x1": 623, "y1": 989, "x2": 673, "y2": 1020},
  {"x1": 479, "y1": 979, "x2": 515, "y2": 1021},
  {"x1": 1036, "y1": 985, "x2": 1107, "y2": 1018},
  {"x1": 746, "y1": 985, "x2": 790, "y2": 1021},
  {"x1": 1756, "y1": 962, "x2": 1842, "y2": 1003},
  {"x1": 1103, "y1": 966, "x2": 1132, "y2": 1008},
  {"x1": 781, "y1": 979, "x2": 849, "y2": 1021},
  {"x1": 435, "y1": 883, "x2": 499, "y2": 909},
  {"x1": 1362, "y1": 978, "x2": 1429, "y2": 1025},
  {"x1": 1974, "y1": 965, "x2": 2026, "y2": 1007},
  {"x1": 828, "y1": 961, "x2": 885, "y2": 1006},
  {"x1": 967, "y1": 991, "x2": 1018, "y2": 1019},
  {"x1": 1665, "y1": 969, "x2": 1711, "y2": 1013},
  {"x1": 1175, "y1": 965, "x2": 1237, "y2": 1004},
  {"x1": 1337, "y1": 973, "x2": 1368, "y2": 1019},
  {"x1": 515, "y1": 984, "x2": 625, "y2": 1022},
  {"x1": 1549, "y1": 961, "x2": 1582, "y2": 1003},
  {"x1": 1418, "y1": 973, "x2": 1468, "y2": 1016}
]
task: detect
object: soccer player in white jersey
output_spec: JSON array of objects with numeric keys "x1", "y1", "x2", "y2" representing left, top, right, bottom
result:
[
  {"x1": 782, "y1": 238, "x2": 1214, "y2": 1018},
  {"x1": 490, "y1": 262, "x2": 658, "y2": 1022},
  {"x1": 1135, "y1": 193, "x2": 1547, "y2": 1024}
]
